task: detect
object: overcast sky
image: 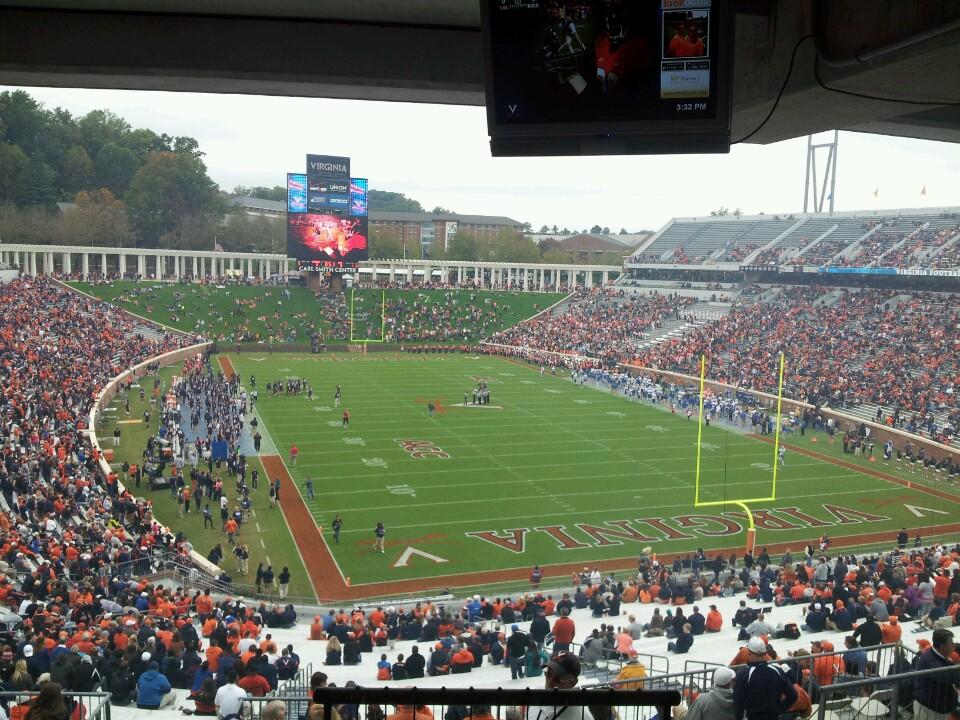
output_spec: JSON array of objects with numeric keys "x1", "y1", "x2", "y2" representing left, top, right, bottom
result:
[{"x1": 8, "y1": 86, "x2": 960, "y2": 232}]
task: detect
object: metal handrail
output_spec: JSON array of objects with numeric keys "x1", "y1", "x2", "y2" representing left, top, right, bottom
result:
[
  {"x1": 814, "y1": 663, "x2": 960, "y2": 720},
  {"x1": 0, "y1": 691, "x2": 112, "y2": 720}
]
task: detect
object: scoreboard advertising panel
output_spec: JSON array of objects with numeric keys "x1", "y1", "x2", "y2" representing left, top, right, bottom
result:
[
  {"x1": 287, "y1": 213, "x2": 368, "y2": 270},
  {"x1": 287, "y1": 174, "x2": 307, "y2": 213},
  {"x1": 350, "y1": 178, "x2": 368, "y2": 217}
]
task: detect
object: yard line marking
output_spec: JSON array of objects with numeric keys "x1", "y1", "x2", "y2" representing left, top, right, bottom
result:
[
  {"x1": 260, "y1": 539, "x2": 267, "y2": 548},
  {"x1": 256, "y1": 523, "x2": 261, "y2": 532}
]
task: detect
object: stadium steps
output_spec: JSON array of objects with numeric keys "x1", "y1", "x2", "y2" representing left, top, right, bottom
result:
[{"x1": 921, "y1": 229, "x2": 960, "y2": 266}]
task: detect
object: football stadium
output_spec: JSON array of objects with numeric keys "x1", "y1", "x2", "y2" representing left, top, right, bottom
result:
[{"x1": 1, "y1": 3, "x2": 960, "y2": 720}]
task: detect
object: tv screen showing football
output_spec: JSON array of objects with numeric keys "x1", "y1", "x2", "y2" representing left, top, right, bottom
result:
[{"x1": 480, "y1": 0, "x2": 731, "y2": 155}]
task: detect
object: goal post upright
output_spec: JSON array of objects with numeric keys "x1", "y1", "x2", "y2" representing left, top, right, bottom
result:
[{"x1": 693, "y1": 352, "x2": 786, "y2": 556}]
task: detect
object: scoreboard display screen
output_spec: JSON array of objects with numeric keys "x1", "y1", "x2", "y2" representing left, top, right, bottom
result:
[{"x1": 288, "y1": 213, "x2": 368, "y2": 269}]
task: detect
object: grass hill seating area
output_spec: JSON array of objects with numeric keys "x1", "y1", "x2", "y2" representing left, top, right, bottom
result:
[{"x1": 70, "y1": 281, "x2": 564, "y2": 345}]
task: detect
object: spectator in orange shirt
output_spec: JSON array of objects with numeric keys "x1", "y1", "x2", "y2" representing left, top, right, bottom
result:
[
  {"x1": 237, "y1": 665, "x2": 272, "y2": 697},
  {"x1": 205, "y1": 638, "x2": 223, "y2": 673},
  {"x1": 881, "y1": 616, "x2": 902, "y2": 644},
  {"x1": 225, "y1": 518, "x2": 239, "y2": 544},
  {"x1": 706, "y1": 605, "x2": 723, "y2": 632},
  {"x1": 309, "y1": 616, "x2": 324, "y2": 640}
]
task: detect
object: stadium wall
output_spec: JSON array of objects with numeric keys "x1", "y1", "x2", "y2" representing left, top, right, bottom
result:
[{"x1": 622, "y1": 364, "x2": 960, "y2": 465}]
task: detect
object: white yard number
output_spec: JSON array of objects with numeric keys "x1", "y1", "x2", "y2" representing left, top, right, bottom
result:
[
  {"x1": 362, "y1": 458, "x2": 388, "y2": 468},
  {"x1": 387, "y1": 484, "x2": 416, "y2": 498},
  {"x1": 344, "y1": 437, "x2": 366, "y2": 446}
]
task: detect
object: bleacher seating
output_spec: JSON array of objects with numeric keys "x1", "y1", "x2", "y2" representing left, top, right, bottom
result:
[{"x1": 632, "y1": 209, "x2": 960, "y2": 269}]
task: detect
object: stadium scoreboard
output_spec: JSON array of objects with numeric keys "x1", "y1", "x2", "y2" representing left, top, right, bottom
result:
[{"x1": 286, "y1": 154, "x2": 368, "y2": 271}]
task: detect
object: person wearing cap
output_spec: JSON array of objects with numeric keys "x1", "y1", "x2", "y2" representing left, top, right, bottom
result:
[
  {"x1": 801, "y1": 603, "x2": 826, "y2": 633},
  {"x1": 733, "y1": 637, "x2": 796, "y2": 720},
  {"x1": 506, "y1": 624, "x2": 528, "y2": 680},
  {"x1": 428, "y1": 642, "x2": 450, "y2": 676},
  {"x1": 914, "y1": 628, "x2": 959, "y2": 720},
  {"x1": 686, "y1": 666, "x2": 735, "y2": 720},
  {"x1": 527, "y1": 652, "x2": 582, "y2": 720},
  {"x1": 137, "y1": 660, "x2": 176, "y2": 708}
]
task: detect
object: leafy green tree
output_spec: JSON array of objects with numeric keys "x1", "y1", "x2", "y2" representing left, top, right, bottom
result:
[
  {"x1": 590, "y1": 224, "x2": 602, "y2": 233},
  {"x1": 121, "y1": 128, "x2": 171, "y2": 162},
  {"x1": 221, "y1": 212, "x2": 285, "y2": 253},
  {"x1": 61, "y1": 145, "x2": 95, "y2": 195},
  {"x1": 78, "y1": 109, "x2": 131, "y2": 157},
  {"x1": 14, "y1": 158, "x2": 57, "y2": 209},
  {"x1": 94, "y1": 143, "x2": 139, "y2": 195},
  {"x1": 551, "y1": 225, "x2": 558, "y2": 233},
  {"x1": 619, "y1": 227, "x2": 628, "y2": 234},
  {"x1": 0, "y1": 143, "x2": 30, "y2": 203},
  {"x1": 368, "y1": 225, "x2": 405, "y2": 259},
  {"x1": 0, "y1": 91, "x2": 48, "y2": 158},
  {"x1": 368, "y1": 189, "x2": 424, "y2": 213},
  {"x1": 446, "y1": 231, "x2": 478, "y2": 261},
  {"x1": 602, "y1": 226, "x2": 610, "y2": 234},
  {"x1": 62, "y1": 188, "x2": 133, "y2": 247},
  {"x1": 126, "y1": 151, "x2": 222, "y2": 247},
  {"x1": 431, "y1": 206, "x2": 453, "y2": 215},
  {"x1": 539, "y1": 224, "x2": 549, "y2": 233}
]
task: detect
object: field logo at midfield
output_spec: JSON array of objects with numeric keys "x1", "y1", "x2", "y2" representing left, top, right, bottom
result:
[
  {"x1": 465, "y1": 504, "x2": 890, "y2": 552},
  {"x1": 395, "y1": 439, "x2": 450, "y2": 459}
]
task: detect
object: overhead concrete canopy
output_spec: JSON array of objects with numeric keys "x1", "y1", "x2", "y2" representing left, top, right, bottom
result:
[{"x1": 1, "y1": 0, "x2": 959, "y2": 145}]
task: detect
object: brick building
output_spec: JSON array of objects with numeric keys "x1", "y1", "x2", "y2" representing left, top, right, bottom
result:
[{"x1": 369, "y1": 212, "x2": 525, "y2": 256}]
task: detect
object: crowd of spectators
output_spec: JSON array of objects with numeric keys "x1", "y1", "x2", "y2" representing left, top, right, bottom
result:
[
  {"x1": 0, "y1": 277, "x2": 314, "y2": 712},
  {"x1": 491, "y1": 289, "x2": 696, "y2": 368},
  {"x1": 637, "y1": 286, "x2": 960, "y2": 420}
]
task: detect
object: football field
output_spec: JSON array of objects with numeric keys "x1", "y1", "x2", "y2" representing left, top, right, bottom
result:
[{"x1": 227, "y1": 352, "x2": 960, "y2": 592}]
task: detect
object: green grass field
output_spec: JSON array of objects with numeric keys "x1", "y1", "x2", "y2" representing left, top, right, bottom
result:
[
  {"x1": 228, "y1": 352, "x2": 960, "y2": 589},
  {"x1": 70, "y1": 281, "x2": 563, "y2": 345}
]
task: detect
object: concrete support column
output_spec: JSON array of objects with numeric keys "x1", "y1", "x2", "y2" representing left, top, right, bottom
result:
[
  {"x1": 602, "y1": 270, "x2": 609, "y2": 285},
  {"x1": 173, "y1": 255, "x2": 181, "y2": 279},
  {"x1": 136, "y1": 255, "x2": 144, "y2": 278},
  {"x1": 118, "y1": 254, "x2": 127, "y2": 277},
  {"x1": 228, "y1": 256, "x2": 235, "y2": 274},
  {"x1": 28, "y1": 253, "x2": 36, "y2": 276},
  {"x1": 100, "y1": 253, "x2": 107, "y2": 276},
  {"x1": 62, "y1": 252, "x2": 71, "y2": 275},
  {"x1": 81, "y1": 254, "x2": 90, "y2": 279},
  {"x1": 539, "y1": 269, "x2": 545, "y2": 291},
  {"x1": 191, "y1": 256, "x2": 197, "y2": 278},
  {"x1": 585, "y1": 268, "x2": 593, "y2": 288},
  {"x1": 407, "y1": 266, "x2": 414, "y2": 284},
  {"x1": 153, "y1": 254, "x2": 161, "y2": 279}
]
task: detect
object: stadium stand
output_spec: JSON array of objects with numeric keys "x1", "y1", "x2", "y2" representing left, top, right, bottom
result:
[
  {"x1": 631, "y1": 208, "x2": 960, "y2": 270},
  {"x1": 0, "y1": 274, "x2": 958, "y2": 720}
]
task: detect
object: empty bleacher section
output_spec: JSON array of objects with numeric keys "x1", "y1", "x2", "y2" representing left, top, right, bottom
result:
[{"x1": 631, "y1": 208, "x2": 960, "y2": 270}]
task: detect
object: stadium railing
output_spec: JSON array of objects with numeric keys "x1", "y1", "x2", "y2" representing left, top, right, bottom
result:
[
  {"x1": 244, "y1": 686, "x2": 681, "y2": 720},
  {"x1": 586, "y1": 642, "x2": 920, "y2": 719},
  {"x1": 568, "y1": 644, "x2": 671, "y2": 684},
  {"x1": 0, "y1": 691, "x2": 112, "y2": 720},
  {"x1": 812, "y1": 663, "x2": 960, "y2": 720}
]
